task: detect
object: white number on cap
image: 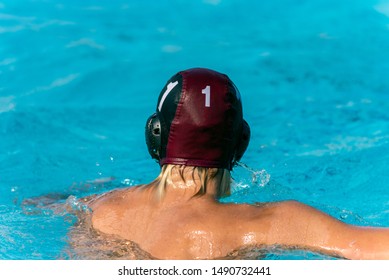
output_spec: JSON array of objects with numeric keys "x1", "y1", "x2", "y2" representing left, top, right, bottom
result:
[{"x1": 202, "y1": 85, "x2": 211, "y2": 107}]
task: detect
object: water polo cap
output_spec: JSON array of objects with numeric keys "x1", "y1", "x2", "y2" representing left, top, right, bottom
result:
[{"x1": 145, "y1": 68, "x2": 250, "y2": 170}]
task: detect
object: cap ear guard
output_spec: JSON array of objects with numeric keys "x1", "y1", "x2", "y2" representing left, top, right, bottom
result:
[
  {"x1": 233, "y1": 120, "x2": 251, "y2": 166},
  {"x1": 145, "y1": 113, "x2": 161, "y2": 161}
]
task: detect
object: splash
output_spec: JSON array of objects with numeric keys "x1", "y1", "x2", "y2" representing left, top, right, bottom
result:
[
  {"x1": 236, "y1": 162, "x2": 271, "y2": 187},
  {"x1": 252, "y1": 169, "x2": 271, "y2": 187},
  {"x1": 221, "y1": 244, "x2": 341, "y2": 260}
]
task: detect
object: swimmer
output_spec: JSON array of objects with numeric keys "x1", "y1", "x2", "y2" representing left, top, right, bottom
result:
[{"x1": 88, "y1": 68, "x2": 389, "y2": 260}]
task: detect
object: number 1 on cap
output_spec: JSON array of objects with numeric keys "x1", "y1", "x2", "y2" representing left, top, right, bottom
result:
[{"x1": 202, "y1": 85, "x2": 211, "y2": 107}]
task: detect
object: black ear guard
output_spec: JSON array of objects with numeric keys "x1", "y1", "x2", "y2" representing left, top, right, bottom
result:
[
  {"x1": 145, "y1": 112, "x2": 251, "y2": 167},
  {"x1": 145, "y1": 113, "x2": 161, "y2": 160}
]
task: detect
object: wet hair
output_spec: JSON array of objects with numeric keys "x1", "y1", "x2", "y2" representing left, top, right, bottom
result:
[{"x1": 148, "y1": 164, "x2": 231, "y2": 201}]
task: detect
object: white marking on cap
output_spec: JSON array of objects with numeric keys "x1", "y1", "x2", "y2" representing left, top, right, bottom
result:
[{"x1": 158, "y1": 80, "x2": 179, "y2": 111}]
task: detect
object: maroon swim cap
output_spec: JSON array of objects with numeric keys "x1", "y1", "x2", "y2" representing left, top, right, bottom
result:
[{"x1": 145, "y1": 68, "x2": 250, "y2": 170}]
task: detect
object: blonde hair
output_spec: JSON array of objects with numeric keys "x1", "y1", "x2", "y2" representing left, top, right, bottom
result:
[{"x1": 148, "y1": 164, "x2": 231, "y2": 201}]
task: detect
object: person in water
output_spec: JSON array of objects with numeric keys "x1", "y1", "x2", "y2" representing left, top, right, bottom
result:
[{"x1": 89, "y1": 67, "x2": 389, "y2": 260}]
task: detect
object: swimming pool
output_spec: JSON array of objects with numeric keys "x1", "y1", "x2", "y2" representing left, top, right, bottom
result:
[{"x1": 1, "y1": 0, "x2": 389, "y2": 259}]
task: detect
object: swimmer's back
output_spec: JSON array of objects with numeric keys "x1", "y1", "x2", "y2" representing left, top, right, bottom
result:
[
  {"x1": 89, "y1": 185, "x2": 279, "y2": 259},
  {"x1": 89, "y1": 185, "x2": 389, "y2": 260}
]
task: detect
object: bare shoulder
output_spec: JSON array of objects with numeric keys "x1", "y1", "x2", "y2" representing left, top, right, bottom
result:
[
  {"x1": 239, "y1": 200, "x2": 356, "y2": 257},
  {"x1": 241, "y1": 200, "x2": 341, "y2": 222},
  {"x1": 88, "y1": 186, "x2": 146, "y2": 232},
  {"x1": 88, "y1": 186, "x2": 141, "y2": 210},
  {"x1": 257, "y1": 200, "x2": 389, "y2": 259},
  {"x1": 214, "y1": 200, "x2": 348, "y2": 249},
  {"x1": 218, "y1": 200, "x2": 318, "y2": 221},
  {"x1": 267, "y1": 200, "x2": 347, "y2": 228},
  {"x1": 248, "y1": 199, "x2": 348, "y2": 233}
]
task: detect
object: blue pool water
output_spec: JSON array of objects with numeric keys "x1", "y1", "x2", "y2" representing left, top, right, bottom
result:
[{"x1": 1, "y1": 0, "x2": 389, "y2": 259}]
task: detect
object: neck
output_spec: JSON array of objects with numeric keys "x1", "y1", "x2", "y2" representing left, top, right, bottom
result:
[
  {"x1": 170, "y1": 175, "x2": 217, "y2": 197},
  {"x1": 149, "y1": 165, "x2": 228, "y2": 203}
]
